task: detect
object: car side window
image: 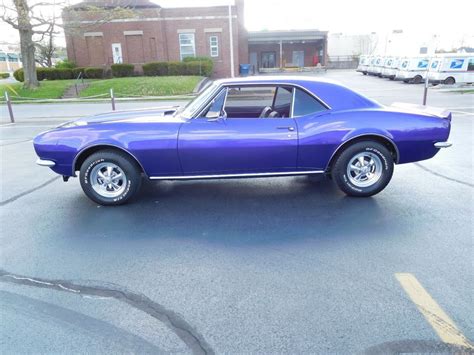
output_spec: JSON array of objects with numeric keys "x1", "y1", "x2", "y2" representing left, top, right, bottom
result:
[
  {"x1": 224, "y1": 86, "x2": 276, "y2": 118},
  {"x1": 468, "y1": 58, "x2": 474, "y2": 71},
  {"x1": 273, "y1": 86, "x2": 293, "y2": 118},
  {"x1": 293, "y1": 89, "x2": 327, "y2": 117}
]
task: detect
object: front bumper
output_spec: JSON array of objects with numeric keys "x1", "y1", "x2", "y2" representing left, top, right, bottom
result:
[
  {"x1": 36, "y1": 159, "x2": 56, "y2": 167},
  {"x1": 434, "y1": 142, "x2": 452, "y2": 148}
]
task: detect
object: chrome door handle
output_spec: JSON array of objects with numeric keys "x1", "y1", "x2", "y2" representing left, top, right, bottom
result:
[{"x1": 277, "y1": 126, "x2": 295, "y2": 131}]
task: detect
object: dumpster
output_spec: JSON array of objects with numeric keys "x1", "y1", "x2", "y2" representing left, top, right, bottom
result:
[{"x1": 239, "y1": 64, "x2": 251, "y2": 76}]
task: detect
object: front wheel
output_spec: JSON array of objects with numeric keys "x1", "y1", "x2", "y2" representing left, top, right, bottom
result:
[
  {"x1": 80, "y1": 150, "x2": 142, "y2": 206},
  {"x1": 412, "y1": 75, "x2": 423, "y2": 84},
  {"x1": 331, "y1": 141, "x2": 394, "y2": 197}
]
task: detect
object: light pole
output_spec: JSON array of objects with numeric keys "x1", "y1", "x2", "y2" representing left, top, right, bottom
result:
[{"x1": 228, "y1": 3, "x2": 235, "y2": 78}]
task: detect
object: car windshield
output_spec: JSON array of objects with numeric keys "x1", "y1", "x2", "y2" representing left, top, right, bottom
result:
[{"x1": 176, "y1": 82, "x2": 219, "y2": 119}]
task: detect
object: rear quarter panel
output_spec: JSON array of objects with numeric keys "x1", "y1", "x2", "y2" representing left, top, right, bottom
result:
[{"x1": 296, "y1": 109, "x2": 451, "y2": 170}]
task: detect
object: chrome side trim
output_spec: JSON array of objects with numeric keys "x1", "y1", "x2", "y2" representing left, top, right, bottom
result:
[
  {"x1": 149, "y1": 170, "x2": 324, "y2": 180},
  {"x1": 36, "y1": 159, "x2": 56, "y2": 167},
  {"x1": 434, "y1": 142, "x2": 452, "y2": 148},
  {"x1": 325, "y1": 133, "x2": 401, "y2": 171}
]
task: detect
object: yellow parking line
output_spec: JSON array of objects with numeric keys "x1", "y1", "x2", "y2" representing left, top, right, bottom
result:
[{"x1": 395, "y1": 273, "x2": 473, "y2": 349}]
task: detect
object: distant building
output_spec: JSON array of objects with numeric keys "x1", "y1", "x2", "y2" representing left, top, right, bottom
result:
[
  {"x1": 0, "y1": 44, "x2": 22, "y2": 73},
  {"x1": 248, "y1": 30, "x2": 327, "y2": 69},
  {"x1": 62, "y1": 0, "x2": 328, "y2": 77},
  {"x1": 62, "y1": 0, "x2": 247, "y2": 78},
  {"x1": 327, "y1": 33, "x2": 377, "y2": 68}
]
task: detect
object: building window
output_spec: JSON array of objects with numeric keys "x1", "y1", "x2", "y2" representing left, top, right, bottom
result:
[
  {"x1": 179, "y1": 33, "x2": 195, "y2": 61},
  {"x1": 209, "y1": 35, "x2": 219, "y2": 57}
]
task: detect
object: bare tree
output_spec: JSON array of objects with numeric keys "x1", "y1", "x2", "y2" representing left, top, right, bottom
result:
[
  {"x1": 1, "y1": 0, "x2": 140, "y2": 88},
  {"x1": 35, "y1": 14, "x2": 57, "y2": 67}
]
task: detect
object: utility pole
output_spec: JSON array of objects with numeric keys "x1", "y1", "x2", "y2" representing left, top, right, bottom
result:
[{"x1": 228, "y1": 3, "x2": 235, "y2": 77}]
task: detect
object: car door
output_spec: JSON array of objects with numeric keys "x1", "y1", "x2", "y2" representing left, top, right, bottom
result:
[{"x1": 178, "y1": 85, "x2": 298, "y2": 175}]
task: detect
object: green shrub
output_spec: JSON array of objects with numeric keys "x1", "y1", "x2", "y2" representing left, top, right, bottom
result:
[
  {"x1": 186, "y1": 61, "x2": 213, "y2": 76},
  {"x1": 55, "y1": 68, "x2": 74, "y2": 80},
  {"x1": 55, "y1": 59, "x2": 76, "y2": 69},
  {"x1": 183, "y1": 56, "x2": 212, "y2": 64},
  {"x1": 36, "y1": 68, "x2": 55, "y2": 81},
  {"x1": 13, "y1": 69, "x2": 24, "y2": 82},
  {"x1": 0, "y1": 72, "x2": 10, "y2": 79},
  {"x1": 111, "y1": 63, "x2": 134, "y2": 77},
  {"x1": 84, "y1": 67, "x2": 104, "y2": 79},
  {"x1": 167, "y1": 62, "x2": 183, "y2": 76},
  {"x1": 142, "y1": 62, "x2": 169, "y2": 76},
  {"x1": 72, "y1": 67, "x2": 86, "y2": 78}
]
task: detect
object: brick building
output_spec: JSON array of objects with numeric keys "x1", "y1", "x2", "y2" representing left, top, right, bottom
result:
[{"x1": 62, "y1": 0, "x2": 327, "y2": 77}]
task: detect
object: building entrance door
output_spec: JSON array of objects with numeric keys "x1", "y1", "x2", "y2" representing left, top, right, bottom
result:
[
  {"x1": 292, "y1": 50, "x2": 304, "y2": 67},
  {"x1": 261, "y1": 52, "x2": 276, "y2": 68},
  {"x1": 112, "y1": 43, "x2": 123, "y2": 64}
]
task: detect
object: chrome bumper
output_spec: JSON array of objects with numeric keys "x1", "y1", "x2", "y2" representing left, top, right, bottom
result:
[
  {"x1": 36, "y1": 159, "x2": 56, "y2": 167},
  {"x1": 434, "y1": 142, "x2": 452, "y2": 148}
]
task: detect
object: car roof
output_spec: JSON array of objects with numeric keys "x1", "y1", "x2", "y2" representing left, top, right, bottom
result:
[
  {"x1": 213, "y1": 75, "x2": 341, "y2": 86},
  {"x1": 212, "y1": 75, "x2": 380, "y2": 111}
]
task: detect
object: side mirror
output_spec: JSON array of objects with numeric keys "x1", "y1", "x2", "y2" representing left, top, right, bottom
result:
[{"x1": 206, "y1": 111, "x2": 221, "y2": 121}]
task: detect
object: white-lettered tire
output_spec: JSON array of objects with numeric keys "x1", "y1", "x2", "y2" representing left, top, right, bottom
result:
[
  {"x1": 80, "y1": 150, "x2": 142, "y2": 206},
  {"x1": 332, "y1": 141, "x2": 394, "y2": 197}
]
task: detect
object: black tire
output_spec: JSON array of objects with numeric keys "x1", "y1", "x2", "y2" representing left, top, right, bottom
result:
[
  {"x1": 331, "y1": 141, "x2": 394, "y2": 197},
  {"x1": 444, "y1": 77, "x2": 455, "y2": 85},
  {"x1": 80, "y1": 150, "x2": 142, "y2": 206},
  {"x1": 403, "y1": 79, "x2": 409, "y2": 83},
  {"x1": 412, "y1": 75, "x2": 422, "y2": 84}
]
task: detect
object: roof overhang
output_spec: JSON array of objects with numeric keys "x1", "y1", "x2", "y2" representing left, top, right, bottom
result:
[{"x1": 248, "y1": 30, "x2": 327, "y2": 43}]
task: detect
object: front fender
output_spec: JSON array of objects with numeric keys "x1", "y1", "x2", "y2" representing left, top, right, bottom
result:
[{"x1": 34, "y1": 122, "x2": 183, "y2": 177}]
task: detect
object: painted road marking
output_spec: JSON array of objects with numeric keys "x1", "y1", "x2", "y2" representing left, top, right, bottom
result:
[{"x1": 395, "y1": 273, "x2": 473, "y2": 349}]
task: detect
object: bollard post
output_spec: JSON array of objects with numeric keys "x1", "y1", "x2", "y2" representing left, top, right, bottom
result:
[
  {"x1": 110, "y1": 88, "x2": 116, "y2": 111},
  {"x1": 422, "y1": 75, "x2": 429, "y2": 106},
  {"x1": 4, "y1": 91, "x2": 15, "y2": 123}
]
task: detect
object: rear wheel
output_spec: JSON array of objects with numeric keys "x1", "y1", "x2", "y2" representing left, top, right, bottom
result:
[
  {"x1": 444, "y1": 77, "x2": 455, "y2": 85},
  {"x1": 331, "y1": 141, "x2": 394, "y2": 197},
  {"x1": 80, "y1": 150, "x2": 142, "y2": 206}
]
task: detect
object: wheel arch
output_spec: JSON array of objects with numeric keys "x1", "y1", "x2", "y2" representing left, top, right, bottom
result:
[
  {"x1": 326, "y1": 134, "x2": 399, "y2": 172},
  {"x1": 73, "y1": 144, "x2": 146, "y2": 177}
]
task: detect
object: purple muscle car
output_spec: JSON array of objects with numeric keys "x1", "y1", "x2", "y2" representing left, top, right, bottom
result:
[{"x1": 34, "y1": 76, "x2": 452, "y2": 205}]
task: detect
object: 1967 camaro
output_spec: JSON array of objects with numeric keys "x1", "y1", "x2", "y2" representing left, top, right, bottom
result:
[{"x1": 34, "y1": 76, "x2": 452, "y2": 205}]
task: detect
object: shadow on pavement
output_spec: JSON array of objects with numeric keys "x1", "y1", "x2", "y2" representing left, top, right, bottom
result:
[{"x1": 61, "y1": 176, "x2": 391, "y2": 247}]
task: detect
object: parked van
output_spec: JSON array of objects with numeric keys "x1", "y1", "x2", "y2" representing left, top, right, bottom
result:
[
  {"x1": 356, "y1": 55, "x2": 370, "y2": 75},
  {"x1": 368, "y1": 56, "x2": 384, "y2": 76},
  {"x1": 394, "y1": 57, "x2": 430, "y2": 83},
  {"x1": 381, "y1": 57, "x2": 400, "y2": 80},
  {"x1": 427, "y1": 54, "x2": 474, "y2": 85}
]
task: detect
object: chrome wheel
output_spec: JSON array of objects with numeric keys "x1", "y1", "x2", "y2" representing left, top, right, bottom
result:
[
  {"x1": 90, "y1": 162, "x2": 127, "y2": 198},
  {"x1": 346, "y1": 152, "x2": 383, "y2": 188}
]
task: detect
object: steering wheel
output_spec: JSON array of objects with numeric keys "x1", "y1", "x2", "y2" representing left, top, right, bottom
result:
[{"x1": 259, "y1": 106, "x2": 273, "y2": 118}]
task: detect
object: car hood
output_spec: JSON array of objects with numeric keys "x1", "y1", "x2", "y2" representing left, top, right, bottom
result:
[{"x1": 62, "y1": 106, "x2": 185, "y2": 127}]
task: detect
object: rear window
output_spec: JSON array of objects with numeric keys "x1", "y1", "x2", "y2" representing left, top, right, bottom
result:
[{"x1": 293, "y1": 89, "x2": 327, "y2": 117}]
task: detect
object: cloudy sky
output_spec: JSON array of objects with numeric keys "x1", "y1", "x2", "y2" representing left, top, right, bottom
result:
[{"x1": 1, "y1": 0, "x2": 473, "y2": 49}]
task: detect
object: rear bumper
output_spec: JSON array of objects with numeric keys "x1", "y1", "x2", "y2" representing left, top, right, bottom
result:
[{"x1": 36, "y1": 159, "x2": 56, "y2": 167}]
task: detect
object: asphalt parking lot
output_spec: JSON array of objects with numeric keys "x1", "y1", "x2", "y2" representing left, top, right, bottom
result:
[{"x1": 1, "y1": 70, "x2": 473, "y2": 353}]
